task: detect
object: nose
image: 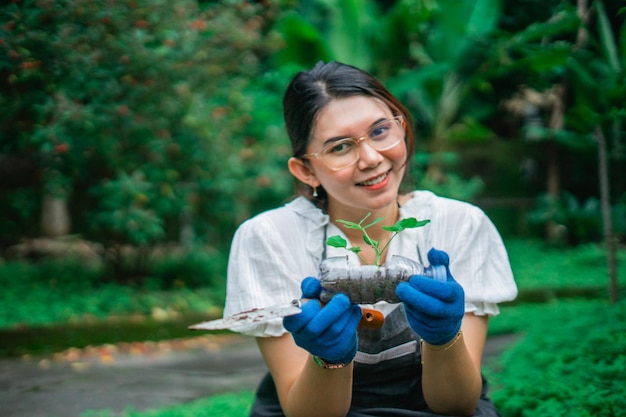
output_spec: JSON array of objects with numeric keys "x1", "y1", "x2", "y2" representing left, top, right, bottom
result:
[{"x1": 356, "y1": 138, "x2": 384, "y2": 169}]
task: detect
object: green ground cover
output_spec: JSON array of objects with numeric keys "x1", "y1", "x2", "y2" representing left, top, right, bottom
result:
[
  {"x1": 81, "y1": 391, "x2": 256, "y2": 417},
  {"x1": 486, "y1": 300, "x2": 626, "y2": 416},
  {"x1": 505, "y1": 239, "x2": 624, "y2": 293}
]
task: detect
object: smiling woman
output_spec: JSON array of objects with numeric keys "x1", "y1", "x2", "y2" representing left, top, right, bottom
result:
[
  {"x1": 288, "y1": 95, "x2": 409, "y2": 221},
  {"x1": 221, "y1": 61, "x2": 518, "y2": 417}
]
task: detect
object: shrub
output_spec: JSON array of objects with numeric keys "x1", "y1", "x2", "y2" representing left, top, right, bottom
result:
[{"x1": 149, "y1": 245, "x2": 227, "y2": 290}]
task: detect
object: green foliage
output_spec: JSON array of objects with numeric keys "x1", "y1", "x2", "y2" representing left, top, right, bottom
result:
[
  {"x1": 327, "y1": 212, "x2": 430, "y2": 266},
  {"x1": 272, "y1": 0, "x2": 380, "y2": 71},
  {"x1": 413, "y1": 150, "x2": 486, "y2": 201},
  {"x1": 385, "y1": 0, "x2": 504, "y2": 145},
  {"x1": 525, "y1": 190, "x2": 626, "y2": 245},
  {"x1": 0, "y1": 0, "x2": 291, "y2": 272},
  {"x1": 150, "y1": 246, "x2": 226, "y2": 290},
  {"x1": 565, "y1": 0, "x2": 626, "y2": 174},
  {"x1": 91, "y1": 172, "x2": 165, "y2": 247},
  {"x1": 485, "y1": 300, "x2": 626, "y2": 416},
  {"x1": 566, "y1": 1, "x2": 625, "y2": 129},
  {"x1": 81, "y1": 390, "x2": 254, "y2": 417},
  {"x1": 527, "y1": 192, "x2": 604, "y2": 245}
]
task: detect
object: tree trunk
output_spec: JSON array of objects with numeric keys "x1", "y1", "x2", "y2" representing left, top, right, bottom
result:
[
  {"x1": 545, "y1": 140, "x2": 560, "y2": 242},
  {"x1": 546, "y1": 84, "x2": 564, "y2": 243},
  {"x1": 595, "y1": 126, "x2": 619, "y2": 303},
  {"x1": 41, "y1": 194, "x2": 71, "y2": 237}
]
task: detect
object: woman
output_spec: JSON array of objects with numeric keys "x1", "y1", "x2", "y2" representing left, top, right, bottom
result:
[{"x1": 224, "y1": 61, "x2": 518, "y2": 417}]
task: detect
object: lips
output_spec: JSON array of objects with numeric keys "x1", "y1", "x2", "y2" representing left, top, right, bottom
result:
[{"x1": 357, "y1": 170, "x2": 390, "y2": 187}]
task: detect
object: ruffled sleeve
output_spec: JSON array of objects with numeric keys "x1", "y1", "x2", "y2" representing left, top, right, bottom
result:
[{"x1": 223, "y1": 197, "x2": 329, "y2": 337}]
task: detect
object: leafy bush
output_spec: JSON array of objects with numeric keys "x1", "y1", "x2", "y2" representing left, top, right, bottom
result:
[
  {"x1": 0, "y1": 0, "x2": 292, "y2": 282},
  {"x1": 527, "y1": 192, "x2": 604, "y2": 245},
  {"x1": 0, "y1": 251, "x2": 224, "y2": 328},
  {"x1": 149, "y1": 245, "x2": 226, "y2": 290}
]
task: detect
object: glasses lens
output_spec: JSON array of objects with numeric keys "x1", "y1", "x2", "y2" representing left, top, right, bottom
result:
[
  {"x1": 321, "y1": 139, "x2": 359, "y2": 170},
  {"x1": 320, "y1": 116, "x2": 404, "y2": 170},
  {"x1": 368, "y1": 117, "x2": 403, "y2": 151}
]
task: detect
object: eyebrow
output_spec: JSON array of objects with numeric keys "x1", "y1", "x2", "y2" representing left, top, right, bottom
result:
[{"x1": 320, "y1": 117, "x2": 389, "y2": 147}]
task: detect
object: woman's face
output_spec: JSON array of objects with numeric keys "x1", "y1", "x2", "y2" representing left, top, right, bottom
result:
[{"x1": 306, "y1": 96, "x2": 407, "y2": 218}]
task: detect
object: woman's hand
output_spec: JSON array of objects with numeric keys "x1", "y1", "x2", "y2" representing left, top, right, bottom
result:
[
  {"x1": 283, "y1": 277, "x2": 361, "y2": 364},
  {"x1": 396, "y1": 248, "x2": 464, "y2": 345}
]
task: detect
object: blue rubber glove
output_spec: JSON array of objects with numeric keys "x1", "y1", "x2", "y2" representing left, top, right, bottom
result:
[
  {"x1": 283, "y1": 277, "x2": 361, "y2": 364},
  {"x1": 395, "y1": 248, "x2": 464, "y2": 345}
]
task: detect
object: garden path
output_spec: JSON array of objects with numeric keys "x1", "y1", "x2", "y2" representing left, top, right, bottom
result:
[{"x1": 0, "y1": 333, "x2": 520, "y2": 417}]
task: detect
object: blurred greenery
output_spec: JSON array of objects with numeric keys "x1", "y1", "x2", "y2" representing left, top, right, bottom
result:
[
  {"x1": 0, "y1": 0, "x2": 294, "y2": 283},
  {"x1": 1, "y1": 0, "x2": 625, "y2": 276},
  {"x1": 506, "y1": 238, "x2": 626, "y2": 291}
]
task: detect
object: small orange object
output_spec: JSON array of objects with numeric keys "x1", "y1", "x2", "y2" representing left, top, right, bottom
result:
[{"x1": 359, "y1": 308, "x2": 384, "y2": 329}]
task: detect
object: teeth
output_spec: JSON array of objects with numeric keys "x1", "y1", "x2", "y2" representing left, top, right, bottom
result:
[{"x1": 360, "y1": 173, "x2": 387, "y2": 186}]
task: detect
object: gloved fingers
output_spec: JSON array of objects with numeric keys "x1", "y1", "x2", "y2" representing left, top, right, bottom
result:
[
  {"x1": 283, "y1": 299, "x2": 322, "y2": 334},
  {"x1": 427, "y1": 248, "x2": 454, "y2": 282},
  {"x1": 318, "y1": 303, "x2": 361, "y2": 340},
  {"x1": 407, "y1": 274, "x2": 462, "y2": 302},
  {"x1": 301, "y1": 277, "x2": 322, "y2": 299},
  {"x1": 396, "y1": 281, "x2": 455, "y2": 318},
  {"x1": 305, "y1": 293, "x2": 355, "y2": 335},
  {"x1": 404, "y1": 313, "x2": 438, "y2": 333},
  {"x1": 427, "y1": 248, "x2": 449, "y2": 267}
]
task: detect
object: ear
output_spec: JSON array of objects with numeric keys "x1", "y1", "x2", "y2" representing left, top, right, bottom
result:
[{"x1": 288, "y1": 157, "x2": 319, "y2": 188}]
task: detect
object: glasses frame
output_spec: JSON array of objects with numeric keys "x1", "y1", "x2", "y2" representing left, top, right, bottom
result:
[{"x1": 302, "y1": 115, "x2": 405, "y2": 171}]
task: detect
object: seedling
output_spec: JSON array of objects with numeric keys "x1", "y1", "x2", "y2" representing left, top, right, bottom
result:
[{"x1": 326, "y1": 212, "x2": 430, "y2": 266}]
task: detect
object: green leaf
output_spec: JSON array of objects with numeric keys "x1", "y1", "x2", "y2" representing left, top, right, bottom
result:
[
  {"x1": 326, "y1": 235, "x2": 348, "y2": 248},
  {"x1": 467, "y1": 0, "x2": 501, "y2": 38},
  {"x1": 596, "y1": 0, "x2": 621, "y2": 74},
  {"x1": 349, "y1": 246, "x2": 362, "y2": 254},
  {"x1": 508, "y1": 8, "x2": 579, "y2": 45},
  {"x1": 363, "y1": 216, "x2": 383, "y2": 229},
  {"x1": 358, "y1": 212, "x2": 372, "y2": 225},
  {"x1": 336, "y1": 219, "x2": 361, "y2": 229},
  {"x1": 383, "y1": 218, "x2": 431, "y2": 232},
  {"x1": 321, "y1": 0, "x2": 377, "y2": 70},
  {"x1": 363, "y1": 234, "x2": 376, "y2": 247}
]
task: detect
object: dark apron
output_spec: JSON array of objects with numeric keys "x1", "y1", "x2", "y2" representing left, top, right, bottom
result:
[{"x1": 249, "y1": 304, "x2": 501, "y2": 417}]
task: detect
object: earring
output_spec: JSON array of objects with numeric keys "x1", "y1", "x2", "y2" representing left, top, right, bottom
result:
[{"x1": 312, "y1": 186, "x2": 318, "y2": 198}]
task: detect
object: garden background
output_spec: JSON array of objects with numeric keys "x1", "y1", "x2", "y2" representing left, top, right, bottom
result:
[{"x1": 1, "y1": 0, "x2": 625, "y2": 416}]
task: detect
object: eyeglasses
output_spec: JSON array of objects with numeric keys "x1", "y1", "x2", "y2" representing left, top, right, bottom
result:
[{"x1": 302, "y1": 116, "x2": 405, "y2": 171}]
